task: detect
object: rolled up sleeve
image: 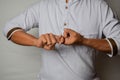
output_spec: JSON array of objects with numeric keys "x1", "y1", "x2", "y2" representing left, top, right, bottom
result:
[
  {"x1": 3, "y1": 4, "x2": 39, "y2": 40},
  {"x1": 100, "y1": 0, "x2": 120, "y2": 56}
]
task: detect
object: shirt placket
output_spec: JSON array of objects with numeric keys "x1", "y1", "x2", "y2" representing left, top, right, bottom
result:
[{"x1": 63, "y1": 1, "x2": 70, "y2": 29}]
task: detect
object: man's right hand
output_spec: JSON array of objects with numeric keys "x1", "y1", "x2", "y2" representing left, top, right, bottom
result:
[{"x1": 35, "y1": 33, "x2": 64, "y2": 50}]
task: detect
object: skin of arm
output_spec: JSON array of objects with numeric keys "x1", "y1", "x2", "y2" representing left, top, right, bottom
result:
[
  {"x1": 63, "y1": 28, "x2": 111, "y2": 54},
  {"x1": 82, "y1": 38, "x2": 111, "y2": 53},
  {"x1": 11, "y1": 30, "x2": 38, "y2": 47},
  {"x1": 10, "y1": 29, "x2": 64, "y2": 50},
  {"x1": 10, "y1": 28, "x2": 111, "y2": 53}
]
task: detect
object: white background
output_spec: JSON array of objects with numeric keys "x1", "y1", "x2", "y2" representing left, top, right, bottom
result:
[{"x1": 0, "y1": 0, "x2": 120, "y2": 80}]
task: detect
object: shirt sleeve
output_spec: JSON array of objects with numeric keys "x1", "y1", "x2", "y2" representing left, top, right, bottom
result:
[
  {"x1": 3, "y1": 4, "x2": 39, "y2": 40},
  {"x1": 99, "y1": 0, "x2": 120, "y2": 57}
]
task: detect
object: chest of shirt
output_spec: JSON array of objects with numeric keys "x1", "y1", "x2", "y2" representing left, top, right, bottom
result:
[{"x1": 38, "y1": 0, "x2": 100, "y2": 39}]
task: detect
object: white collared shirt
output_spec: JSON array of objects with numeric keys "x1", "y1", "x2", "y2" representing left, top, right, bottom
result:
[{"x1": 4, "y1": 0, "x2": 120, "y2": 80}]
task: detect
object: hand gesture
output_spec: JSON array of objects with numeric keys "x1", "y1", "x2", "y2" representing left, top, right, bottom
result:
[
  {"x1": 35, "y1": 33, "x2": 64, "y2": 50},
  {"x1": 63, "y1": 28, "x2": 84, "y2": 45}
]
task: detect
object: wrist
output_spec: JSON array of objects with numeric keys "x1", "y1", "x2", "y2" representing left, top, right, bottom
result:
[
  {"x1": 81, "y1": 37, "x2": 88, "y2": 45},
  {"x1": 34, "y1": 38, "x2": 44, "y2": 48},
  {"x1": 33, "y1": 38, "x2": 39, "y2": 47}
]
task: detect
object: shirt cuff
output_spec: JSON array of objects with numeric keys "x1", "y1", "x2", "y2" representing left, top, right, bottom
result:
[
  {"x1": 7, "y1": 27, "x2": 23, "y2": 40},
  {"x1": 105, "y1": 38, "x2": 118, "y2": 57}
]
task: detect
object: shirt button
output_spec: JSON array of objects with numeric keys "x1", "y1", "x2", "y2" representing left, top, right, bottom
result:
[
  {"x1": 65, "y1": 6, "x2": 68, "y2": 9},
  {"x1": 64, "y1": 23, "x2": 67, "y2": 26}
]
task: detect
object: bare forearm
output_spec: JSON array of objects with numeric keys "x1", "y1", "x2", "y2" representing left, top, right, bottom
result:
[
  {"x1": 82, "y1": 38, "x2": 111, "y2": 54},
  {"x1": 10, "y1": 30, "x2": 38, "y2": 47}
]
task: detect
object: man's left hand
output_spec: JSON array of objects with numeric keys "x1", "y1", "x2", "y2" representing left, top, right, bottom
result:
[{"x1": 63, "y1": 28, "x2": 84, "y2": 45}]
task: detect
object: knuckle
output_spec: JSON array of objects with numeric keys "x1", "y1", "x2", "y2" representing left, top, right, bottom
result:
[
  {"x1": 46, "y1": 33, "x2": 50, "y2": 36},
  {"x1": 44, "y1": 46, "x2": 51, "y2": 50},
  {"x1": 49, "y1": 33, "x2": 53, "y2": 35},
  {"x1": 40, "y1": 34, "x2": 45, "y2": 38},
  {"x1": 43, "y1": 40, "x2": 47, "y2": 43},
  {"x1": 52, "y1": 40, "x2": 56, "y2": 44},
  {"x1": 46, "y1": 34, "x2": 49, "y2": 36}
]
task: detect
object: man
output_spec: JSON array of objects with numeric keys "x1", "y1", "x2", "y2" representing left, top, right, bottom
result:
[{"x1": 3, "y1": 0, "x2": 120, "y2": 80}]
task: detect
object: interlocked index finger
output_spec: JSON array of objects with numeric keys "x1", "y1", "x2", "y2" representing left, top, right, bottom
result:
[{"x1": 63, "y1": 28, "x2": 74, "y2": 38}]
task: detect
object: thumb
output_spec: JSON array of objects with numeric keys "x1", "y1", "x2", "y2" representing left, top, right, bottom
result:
[
  {"x1": 63, "y1": 28, "x2": 70, "y2": 38},
  {"x1": 55, "y1": 35, "x2": 65, "y2": 44}
]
